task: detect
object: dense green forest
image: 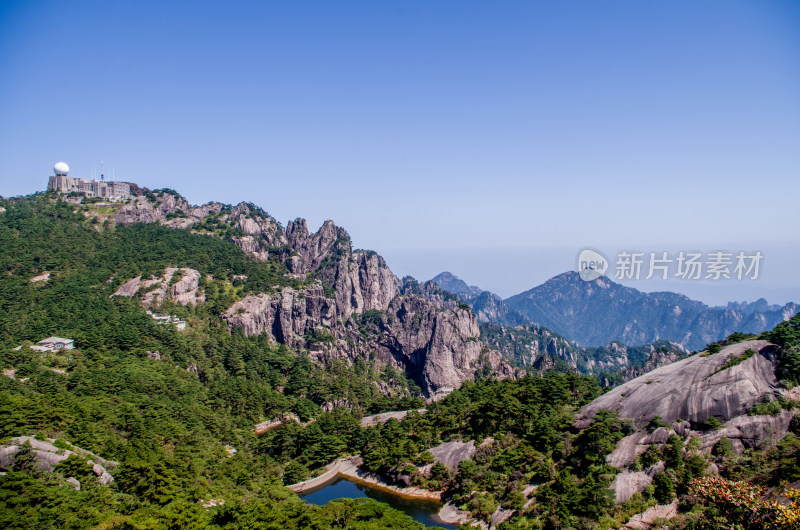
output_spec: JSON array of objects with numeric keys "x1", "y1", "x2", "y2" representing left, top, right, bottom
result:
[
  {"x1": 1, "y1": 194, "x2": 799, "y2": 529},
  {"x1": 0, "y1": 195, "x2": 430, "y2": 528}
]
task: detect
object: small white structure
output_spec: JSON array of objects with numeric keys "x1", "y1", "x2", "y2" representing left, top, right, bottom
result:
[
  {"x1": 54, "y1": 161, "x2": 70, "y2": 176},
  {"x1": 31, "y1": 337, "x2": 74, "y2": 352},
  {"x1": 147, "y1": 310, "x2": 187, "y2": 331}
]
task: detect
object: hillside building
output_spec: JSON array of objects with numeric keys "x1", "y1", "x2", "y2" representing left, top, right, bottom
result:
[{"x1": 31, "y1": 337, "x2": 75, "y2": 352}]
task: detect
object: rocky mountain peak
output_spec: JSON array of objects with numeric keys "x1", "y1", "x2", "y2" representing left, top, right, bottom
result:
[
  {"x1": 111, "y1": 187, "x2": 513, "y2": 398},
  {"x1": 286, "y1": 219, "x2": 350, "y2": 274},
  {"x1": 286, "y1": 218, "x2": 309, "y2": 239},
  {"x1": 431, "y1": 271, "x2": 484, "y2": 297},
  {"x1": 505, "y1": 272, "x2": 798, "y2": 350},
  {"x1": 431, "y1": 273, "x2": 528, "y2": 327}
]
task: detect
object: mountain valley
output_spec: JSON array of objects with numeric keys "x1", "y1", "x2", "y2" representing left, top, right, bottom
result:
[{"x1": 1, "y1": 190, "x2": 799, "y2": 529}]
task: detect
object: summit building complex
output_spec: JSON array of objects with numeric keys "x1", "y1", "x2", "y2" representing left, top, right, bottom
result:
[{"x1": 47, "y1": 161, "x2": 132, "y2": 200}]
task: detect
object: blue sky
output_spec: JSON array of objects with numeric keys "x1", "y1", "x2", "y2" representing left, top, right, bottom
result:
[{"x1": 1, "y1": 1, "x2": 798, "y2": 304}]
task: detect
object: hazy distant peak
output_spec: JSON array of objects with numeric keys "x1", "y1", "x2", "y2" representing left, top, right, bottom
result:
[
  {"x1": 431, "y1": 271, "x2": 484, "y2": 297},
  {"x1": 504, "y1": 270, "x2": 799, "y2": 350}
]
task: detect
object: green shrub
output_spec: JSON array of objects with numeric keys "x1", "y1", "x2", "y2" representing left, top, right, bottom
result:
[
  {"x1": 701, "y1": 417, "x2": 724, "y2": 431},
  {"x1": 749, "y1": 397, "x2": 799, "y2": 416},
  {"x1": 716, "y1": 348, "x2": 756, "y2": 372},
  {"x1": 712, "y1": 437, "x2": 733, "y2": 457},
  {"x1": 763, "y1": 314, "x2": 800, "y2": 385},
  {"x1": 52, "y1": 438, "x2": 71, "y2": 450},
  {"x1": 725, "y1": 332, "x2": 756, "y2": 344},
  {"x1": 653, "y1": 471, "x2": 675, "y2": 502},
  {"x1": 281, "y1": 460, "x2": 310, "y2": 485}
]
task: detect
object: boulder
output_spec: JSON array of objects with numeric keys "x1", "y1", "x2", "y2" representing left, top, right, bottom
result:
[
  {"x1": 114, "y1": 267, "x2": 204, "y2": 307},
  {"x1": 428, "y1": 440, "x2": 476, "y2": 471},
  {"x1": 0, "y1": 437, "x2": 117, "y2": 483},
  {"x1": 577, "y1": 340, "x2": 781, "y2": 430}
]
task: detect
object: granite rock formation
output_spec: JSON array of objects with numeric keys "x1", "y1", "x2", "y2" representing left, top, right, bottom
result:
[
  {"x1": 0, "y1": 436, "x2": 116, "y2": 485},
  {"x1": 113, "y1": 190, "x2": 515, "y2": 398},
  {"x1": 224, "y1": 284, "x2": 513, "y2": 397},
  {"x1": 114, "y1": 267, "x2": 205, "y2": 307},
  {"x1": 430, "y1": 272, "x2": 526, "y2": 326},
  {"x1": 430, "y1": 272, "x2": 484, "y2": 298},
  {"x1": 576, "y1": 339, "x2": 796, "y2": 502},
  {"x1": 576, "y1": 340, "x2": 780, "y2": 430}
]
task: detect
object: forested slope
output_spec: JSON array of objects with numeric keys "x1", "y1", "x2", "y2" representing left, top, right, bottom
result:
[
  {"x1": 2, "y1": 194, "x2": 799, "y2": 529},
  {"x1": 0, "y1": 194, "x2": 430, "y2": 529}
]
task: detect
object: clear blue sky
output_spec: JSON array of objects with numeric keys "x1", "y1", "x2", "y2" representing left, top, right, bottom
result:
[{"x1": 1, "y1": 1, "x2": 798, "y2": 304}]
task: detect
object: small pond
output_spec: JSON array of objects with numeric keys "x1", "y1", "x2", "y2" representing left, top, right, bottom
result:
[{"x1": 300, "y1": 477, "x2": 458, "y2": 529}]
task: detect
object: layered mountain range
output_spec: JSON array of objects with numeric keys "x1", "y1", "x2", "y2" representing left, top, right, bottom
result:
[
  {"x1": 479, "y1": 321, "x2": 687, "y2": 382},
  {"x1": 5, "y1": 189, "x2": 799, "y2": 529},
  {"x1": 113, "y1": 192, "x2": 514, "y2": 398},
  {"x1": 110, "y1": 191, "x2": 796, "y2": 397},
  {"x1": 433, "y1": 271, "x2": 797, "y2": 351}
]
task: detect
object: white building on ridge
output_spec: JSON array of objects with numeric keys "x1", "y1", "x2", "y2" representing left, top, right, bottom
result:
[{"x1": 47, "y1": 161, "x2": 132, "y2": 200}]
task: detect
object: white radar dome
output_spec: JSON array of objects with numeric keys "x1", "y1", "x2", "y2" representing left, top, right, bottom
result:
[{"x1": 54, "y1": 162, "x2": 69, "y2": 176}]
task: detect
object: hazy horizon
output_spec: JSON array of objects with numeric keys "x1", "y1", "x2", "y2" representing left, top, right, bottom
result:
[
  {"x1": 381, "y1": 245, "x2": 800, "y2": 307},
  {"x1": 2, "y1": 1, "x2": 798, "y2": 307}
]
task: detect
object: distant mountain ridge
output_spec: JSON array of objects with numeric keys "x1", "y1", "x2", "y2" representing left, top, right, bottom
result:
[
  {"x1": 505, "y1": 271, "x2": 797, "y2": 350},
  {"x1": 430, "y1": 272, "x2": 483, "y2": 297},
  {"x1": 478, "y1": 321, "x2": 687, "y2": 381},
  {"x1": 432, "y1": 271, "x2": 798, "y2": 351},
  {"x1": 431, "y1": 272, "x2": 528, "y2": 326},
  {"x1": 429, "y1": 272, "x2": 687, "y2": 379},
  {"x1": 725, "y1": 298, "x2": 788, "y2": 315}
]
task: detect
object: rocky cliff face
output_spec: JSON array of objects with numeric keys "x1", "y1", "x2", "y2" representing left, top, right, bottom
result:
[
  {"x1": 285, "y1": 218, "x2": 346, "y2": 274},
  {"x1": 400, "y1": 277, "x2": 461, "y2": 310},
  {"x1": 580, "y1": 340, "x2": 687, "y2": 376},
  {"x1": 115, "y1": 192, "x2": 223, "y2": 226},
  {"x1": 224, "y1": 283, "x2": 513, "y2": 398},
  {"x1": 480, "y1": 322, "x2": 577, "y2": 368},
  {"x1": 576, "y1": 339, "x2": 795, "y2": 501},
  {"x1": 577, "y1": 340, "x2": 782, "y2": 432},
  {"x1": 479, "y1": 322, "x2": 686, "y2": 380},
  {"x1": 113, "y1": 189, "x2": 513, "y2": 398},
  {"x1": 467, "y1": 291, "x2": 528, "y2": 327},
  {"x1": 223, "y1": 203, "x2": 287, "y2": 259},
  {"x1": 223, "y1": 283, "x2": 337, "y2": 347},
  {"x1": 116, "y1": 193, "x2": 287, "y2": 261},
  {"x1": 601, "y1": 343, "x2": 687, "y2": 383},
  {"x1": 329, "y1": 251, "x2": 400, "y2": 320},
  {"x1": 114, "y1": 267, "x2": 205, "y2": 307}
]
